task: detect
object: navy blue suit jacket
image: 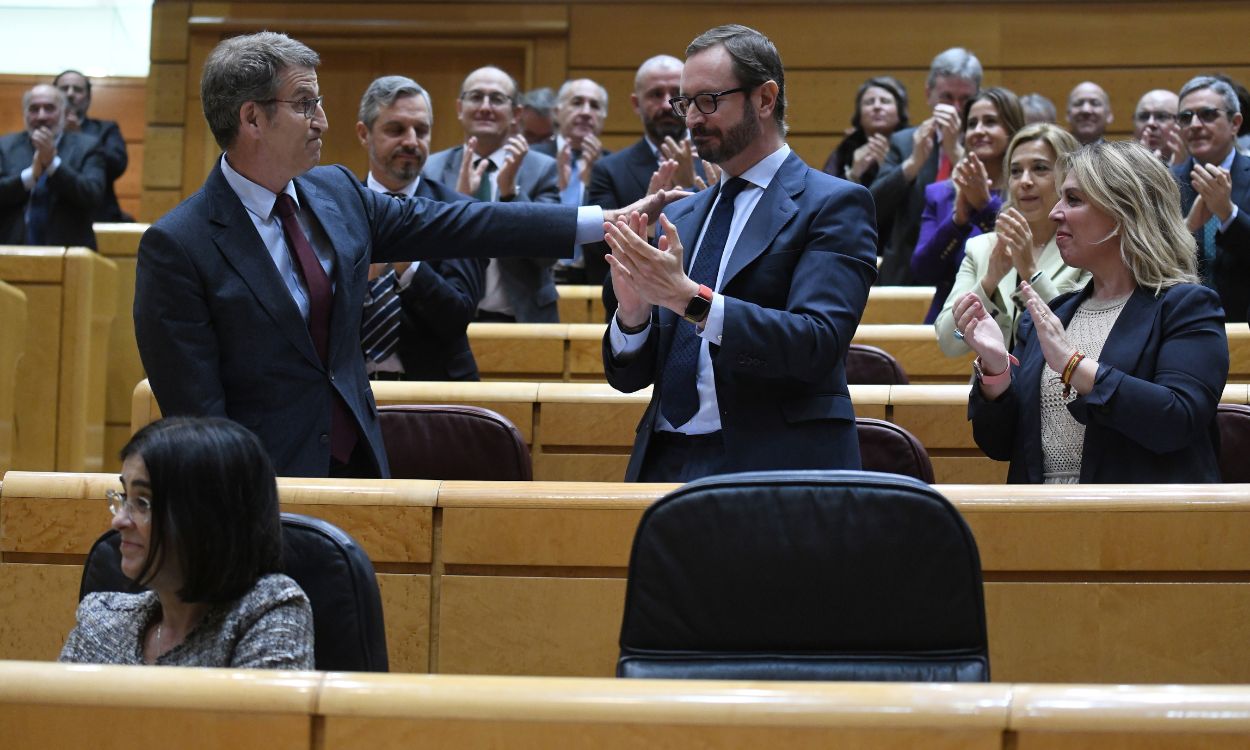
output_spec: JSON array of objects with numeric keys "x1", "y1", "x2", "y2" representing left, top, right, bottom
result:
[
  {"x1": 0, "y1": 129, "x2": 106, "y2": 248},
  {"x1": 602, "y1": 151, "x2": 878, "y2": 481},
  {"x1": 135, "y1": 161, "x2": 575, "y2": 477},
  {"x1": 970, "y1": 282, "x2": 1228, "y2": 483},
  {"x1": 1172, "y1": 152, "x2": 1250, "y2": 322}
]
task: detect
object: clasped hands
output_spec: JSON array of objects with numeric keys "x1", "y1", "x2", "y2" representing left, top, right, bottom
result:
[
  {"x1": 981, "y1": 207, "x2": 1036, "y2": 295},
  {"x1": 557, "y1": 134, "x2": 602, "y2": 191},
  {"x1": 952, "y1": 152, "x2": 992, "y2": 225},
  {"x1": 603, "y1": 210, "x2": 697, "y2": 329},
  {"x1": 1185, "y1": 162, "x2": 1234, "y2": 231},
  {"x1": 456, "y1": 135, "x2": 526, "y2": 199},
  {"x1": 953, "y1": 281, "x2": 1079, "y2": 391},
  {"x1": 903, "y1": 103, "x2": 961, "y2": 180},
  {"x1": 30, "y1": 125, "x2": 57, "y2": 180},
  {"x1": 655, "y1": 136, "x2": 722, "y2": 191}
]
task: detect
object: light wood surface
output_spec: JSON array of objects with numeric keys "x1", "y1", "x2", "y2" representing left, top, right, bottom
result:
[
  {"x1": 94, "y1": 223, "x2": 148, "y2": 470},
  {"x1": 7, "y1": 472, "x2": 1250, "y2": 682},
  {"x1": 0, "y1": 279, "x2": 25, "y2": 474}
]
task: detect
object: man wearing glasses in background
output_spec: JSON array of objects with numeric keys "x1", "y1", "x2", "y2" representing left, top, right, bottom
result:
[
  {"x1": 423, "y1": 66, "x2": 563, "y2": 323},
  {"x1": 1173, "y1": 75, "x2": 1250, "y2": 322},
  {"x1": 135, "y1": 33, "x2": 679, "y2": 479},
  {"x1": 1134, "y1": 89, "x2": 1184, "y2": 166},
  {"x1": 601, "y1": 24, "x2": 877, "y2": 482}
]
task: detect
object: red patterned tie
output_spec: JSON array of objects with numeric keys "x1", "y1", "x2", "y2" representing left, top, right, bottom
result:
[
  {"x1": 273, "y1": 193, "x2": 359, "y2": 465},
  {"x1": 936, "y1": 151, "x2": 953, "y2": 182}
]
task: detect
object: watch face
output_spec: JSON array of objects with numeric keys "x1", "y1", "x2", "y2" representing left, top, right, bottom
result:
[{"x1": 684, "y1": 294, "x2": 712, "y2": 323}]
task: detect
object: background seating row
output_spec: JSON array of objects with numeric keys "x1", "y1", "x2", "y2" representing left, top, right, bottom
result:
[{"x1": 5, "y1": 472, "x2": 1250, "y2": 684}]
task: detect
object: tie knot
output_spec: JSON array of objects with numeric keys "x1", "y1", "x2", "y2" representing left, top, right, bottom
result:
[
  {"x1": 476, "y1": 157, "x2": 496, "y2": 173},
  {"x1": 384, "y1": 191, "x2": 407, "y2": 201},
  {"x1": 719, "y1": 176, "x2": 749, "y2": 203},
  {"x1": 273, "y1": 192, "x2": 298, "y2": 220}
]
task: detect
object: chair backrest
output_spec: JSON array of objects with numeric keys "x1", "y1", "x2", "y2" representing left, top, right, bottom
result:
[
  {"x1": 1217, "y1": 403, "x2": 1250, "y2": 482},
  {"x1": 846, "y1": 343, "x2": 909, "y2": 385},
  {"x1": 857, "y1": 417, "x2": 934, "y2": 482},
  {"x1": 618, "y1": 470, "x2": 988, "y2": 682},
  {"x1": 79, "y1": 512, "x2": 389, "y2": 672},
  {"x1": 378, "y1": 404, "x2": 532, "y2": 480}
]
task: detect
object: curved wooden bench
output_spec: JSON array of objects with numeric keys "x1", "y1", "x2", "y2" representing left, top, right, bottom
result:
[{"x1": 0, "y1": 279, "x2": 26, "y2": 474}]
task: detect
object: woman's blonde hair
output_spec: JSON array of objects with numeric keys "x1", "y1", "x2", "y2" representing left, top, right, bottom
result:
[
  {"x1": 1060, "y1": 140, "x2": 1198, "y2": 291},
  {"x1": 1000, "y1": 123, "x2": 1080, "y2": 214}
]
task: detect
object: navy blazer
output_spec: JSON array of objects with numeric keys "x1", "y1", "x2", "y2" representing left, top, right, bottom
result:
[
  {"x1": 969, "y1": 282, "x2": 1228, "y2": 483},
  {"x1": 0, "y1": 129, "x2": 105, "y2": 248},
  {"x1": 80, "y1": 117, "x2": 130, "y2": 222},
  {"x1": 423, "y1": 144, "x2": 562, "y2": 321},
  {"x1": 1172, "y1": 152, "x2": 1250, "y2": 322},
  {"x1": 135, "y1": 162, "x2": 575, "y2": 477},
  {"x1": 870, "y1": 125, "x2": 942, "y2": 285},
  {"x1": 603, "y1": 151, "x2": 879, "y2": 481}
]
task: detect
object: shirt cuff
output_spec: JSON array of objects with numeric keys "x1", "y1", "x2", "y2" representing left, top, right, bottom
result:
[
  {"x1": 575, "y1": 206, "x2": 605, "y2": 246},
  {"x1": 1220, "y1": 204, "x2": 1240, "y2": 233},
  {"x1": 46, "y1": 155, "x2": 61, "y2": 177},
  {"x1": 20, "y1": 166, "x2": 33, "y2": 190},
  {"x1": 397, "y1": 262, "x2": 421, "y2": 289},
  {"x1": 697, "y1": 292, "x2": 726, "y2": 345},
  {"x1": 608, "y1": 311, "x2": 651, "y2": 356}
]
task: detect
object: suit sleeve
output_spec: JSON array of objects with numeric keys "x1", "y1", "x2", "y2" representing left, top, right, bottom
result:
[
  {"x1": 133, "y1": 222, "x2": 228, "y2": 418},
  {"x1": 911, "y1": 186, "x2": 1000, "y2": 284},
  {"x1": 397, "y1": 257, "x2": 486, "y2": 341},
  {"x1": 47, "y1": 136, "x2": 106, "y2": 209},
  {"x1": 1216, "y1": 209, "x2": 1250, "y2": 261},
  {"x1": 0, "y1": 140, "x2": 28, "y2": 208},
  {"x1": 867, "y1": 130, "x2": 912, "y2": 226},
  {"x1": 1067, "y1": 284, "x2": 1229, "y2": 453},
  {"x1": 504, "y1": 158, "x2": 562, "y2": 266},
  {"x1": 602, "y1": 312, "x2": 661, "y2": 393},
  {"x1": 714, "y1": 181, "x2": 878, "y2": 383},
  {"x1": 94, "y1": 121, "x2": 129, "y2": 182}
]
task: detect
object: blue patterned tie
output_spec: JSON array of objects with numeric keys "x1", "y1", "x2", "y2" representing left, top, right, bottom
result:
[
  {"x1": 659, "y1": 177, "x2": 749, "y2": 429},
  {"x1": 25, "y1": 173, "x2": 49, "y2": 245},
  {"x1": 362, "y1": 266, "x2": 402, "y2": 363},
  {"x1": 1201, "y1": 215, "x2": 1220, "y2": 290}
]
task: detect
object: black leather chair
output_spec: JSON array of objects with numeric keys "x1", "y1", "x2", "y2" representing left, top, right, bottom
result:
[
  {"x1": 846, "y1": 343, "x2": 909, "y2": 385},
  {"x1": 79, "y1": 512, "x2": 389, "y2": 672},
  {"x1": 617, "y1": 470, "x2": 988, "y2": 681},
  {"x1": 378, "y1": 404, "x2": 532, "y2": 480},
  {"x1": 857, "y1": 417, "x2": 935, "y2": 482},
  {"x1": 1217, "y1": 403, "x2": 1250, "y2": 482}
]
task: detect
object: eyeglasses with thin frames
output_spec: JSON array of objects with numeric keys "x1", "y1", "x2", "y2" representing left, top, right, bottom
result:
[
  {"x1": 1178, "y1": 107, "x2": 1232, "y2": 127},
  {"x1": 106, "y1": 489, "x2": 152, "y2": 523},
  {"x1": 257, "y1": 95, "x2": 324, "y2": 120},
  {"x1": 460, "y1": 90, "x2": 513, "y2": 109},
  {"x1": 668, "y1": 87, "x2": 749, "y2": 118},
  {"x1": 1134, "y1": 110, "x2": 1176, "y2": 124}
]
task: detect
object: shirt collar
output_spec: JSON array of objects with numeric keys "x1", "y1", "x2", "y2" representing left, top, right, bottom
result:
[
  {"x1": 733, "y1": 143, "x2": 791, "y2": 191},
  {"x1": 367, "y1": 171, "x2": 418, "y2": 197},
  {"x1": 1218, "y1": 147, "x2": 1237, "y2": 171},
  {"x1": 221, "y1": 153, "x2": 298, "y2": 221}
]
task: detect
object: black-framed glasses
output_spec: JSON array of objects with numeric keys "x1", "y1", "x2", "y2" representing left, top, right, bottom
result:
[
  {"x1": 258, "y1": 95, "x2": 324, "y2": 120},
  {"x1": 106, "y1": 489, "x2": 151, "y2": 522},
  {"x1": 1178, "y1": 107, "x2": 1231, "y2": 126},
  {"x1": 669, "y1": 87, "x2": 748, "y2": 118},
  {"x1": 1134, "y1": 110, "x2": 1176, "y2": 124},
  {"x1": 460, "y1": 90, "x2": 513, "y2": 109}
]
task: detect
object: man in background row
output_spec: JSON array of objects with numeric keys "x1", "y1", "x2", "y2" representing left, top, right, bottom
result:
[
  {"x1": 1134, "y1": 88, "x2": 1183, "y2": 165},
  {"x1": 0, "y1": 83, "x2": 104, "y2": 248},
  {"x1": 517, "y1": 87, "x2": 556, "y2": 145},
  {"x1": 54, "y1": 69, "x2": 131, "y2": 222},
  {"x1": 1066, "y1": 81, "x2": 1113, "y2": 145},
  {"x1": 424, "y1": 66, "x2": 562, "y2": 322},
  {"x1": 355, "y1": 75, "x2": 484, "y2": 381}
]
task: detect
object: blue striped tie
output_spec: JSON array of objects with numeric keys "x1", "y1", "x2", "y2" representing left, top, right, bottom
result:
[{"x1": 362, "y1": 267, "x2": 402, "y2": 364}]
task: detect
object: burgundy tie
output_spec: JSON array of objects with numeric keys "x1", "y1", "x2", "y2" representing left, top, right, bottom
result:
[{"x1": 273, "y1": 193, "x2": 359, "y2": 465}]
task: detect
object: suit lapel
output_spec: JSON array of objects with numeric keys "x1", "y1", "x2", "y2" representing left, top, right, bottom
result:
[
  {"x1": 206, "y1": 165, "x2": 322, "y2": 368},
  {"x1": 722, "y1": 152, "x2": 802, "y2": 285},
  {"x1": 1231, "y1": 152, "x2": 1250, "y2": 208}
]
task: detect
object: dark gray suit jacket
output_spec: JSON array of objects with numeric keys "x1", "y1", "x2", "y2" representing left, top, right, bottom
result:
[
  {"x1": 135, "y1": 161, "x2": 575, "y2": 477},
  {"x1": 80, "y1": 117, "x2": 130, "y2": 222},
  {"x1": 423, "y1": 145, "x2": 562, "y2": 322},
  {"x1": 0, "y1": 129, "x2": 105, "y2": 248},
  {"x1": 869, "y1": 126, "x2": 940, "y2": 285},
  {"x1": 1172, "y1": 151, "x2": 1250, "y2": 322}
]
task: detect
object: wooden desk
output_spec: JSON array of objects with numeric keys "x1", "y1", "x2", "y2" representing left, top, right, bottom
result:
[
  {"x1": 0, "y1": 279, "x2": 25, "y2": 474},
  {"x1": 94, "y1": 223, "x2": 149, "y2": 470},
  {"x1": 0, "y1": 247, "x2": 117, "y2": 471}
]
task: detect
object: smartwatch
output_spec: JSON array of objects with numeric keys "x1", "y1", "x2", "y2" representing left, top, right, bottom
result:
[{"x1": 683, "y1": 284, "x2": 714, "y2": 325}]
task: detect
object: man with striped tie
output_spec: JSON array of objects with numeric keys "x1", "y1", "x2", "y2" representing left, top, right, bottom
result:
[{"x1": 356, "y1": 75, "x2": 484, "y2": 381}]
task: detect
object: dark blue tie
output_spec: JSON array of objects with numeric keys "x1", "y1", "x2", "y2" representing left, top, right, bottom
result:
[
  {"x1": 659, "y1": 177, "x2": 749, "y2": 429},
  {"x1": 25, "y1": 173, "x2": 49, "y2": 245}
]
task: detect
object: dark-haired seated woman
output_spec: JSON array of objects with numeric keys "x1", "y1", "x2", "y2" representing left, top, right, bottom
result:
[{"x1": 60, "y1": 417, "x2": 314, "y2": 668}]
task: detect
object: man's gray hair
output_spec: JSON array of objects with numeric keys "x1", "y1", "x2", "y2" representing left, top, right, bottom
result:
[
  {"x1": 1179, "y1": 75, "x2": 1241, "y2": 114},
  {"x1": 358, "y1": 75, "x2": 432, "y2": 129},
  {"x1": 927, "y1": 47, "x2": 982, "y2": 89},
  {"x1": 634, "y1": 55, "x2": 683, "y2": 91},
  {"x1": 22, "y1": 85, "x2": 67, "y2": 116},
  {"x1": 556, "y1": 78, "x2": 609, "y2": 116},
  {"x1": 520, "y1": 87, "x2": 555, "y2": 116},
  {"x1": 201, "y1": 31, "x2": 320, "y2": 149}
]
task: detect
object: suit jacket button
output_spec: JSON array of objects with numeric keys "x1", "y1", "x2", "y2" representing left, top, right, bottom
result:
[{"x1": 319, "y1": 433, "x2": 329, "y2": 444}]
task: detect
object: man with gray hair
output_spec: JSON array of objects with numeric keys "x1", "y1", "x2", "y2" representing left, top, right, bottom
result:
[
  {"x1": 518, "y1": 87, "x2": 556, "y2": 145},
  {"x1": 354, "y1": 74, "x2": 485, "y2": 381},
  {"x1": 871, "y1": 46, "x2": 981, "y2": 285},
  {"x1": 134, "y1": 32, "x2": 679, "y2": 478},
  {"x1": 0, "y1": 82, "x2": 105, "y2": 248},
  {"x1": 1172, "y1": 74, "x2": 1250, "y2": 321}
]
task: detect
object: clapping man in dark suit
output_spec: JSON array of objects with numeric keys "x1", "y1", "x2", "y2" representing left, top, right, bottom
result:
[
  {"x1": 602, "y1": 25, "x2": 877, "y2": 482},
  {"x1": 423, "y1": 66, "x2": 562, "y2": 322},
  {"x1": 54, "y1": 69, "x2": 132, "y2": 222},
  {"x1": 871, "y1": 47, "x2": 980, "y2": 285},
  {"x1": 0, "y1": 83, "x2": 105, "y2": 248},
  {"x1": 1173, "y1": 75, "x2": 1250, "y2": 322},
  {"x1": 355, "y1": 75, "x2": 485, "y2": 381},
  {"x1": 134, "y1": 32, "x2": 681, "y2": 478}
]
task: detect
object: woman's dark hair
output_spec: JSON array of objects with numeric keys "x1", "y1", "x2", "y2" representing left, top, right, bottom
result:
[
  {"x1": 961, "y1": 86, "x2": 1025, "y2": 139},
  {"x1": 850, "y1": 76, "x2": 909, "y2": 133},
  {"x1": 122, "y1": 417, "x2": 283, "y2": 603}
]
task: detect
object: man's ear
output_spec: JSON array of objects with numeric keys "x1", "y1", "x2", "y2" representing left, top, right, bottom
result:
[
  {"x1": 238, "y1": 101, "x2": 262, "y2": 138},
  {"x1": 631, "y1": 92, "x2": 642, "y2": 116},
  {"x1": 355, "y1": 120, "x2": 370, "y2": 147},
  {"x1": 756, "y1": 80, "x2": 780, "y2": 120}
]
